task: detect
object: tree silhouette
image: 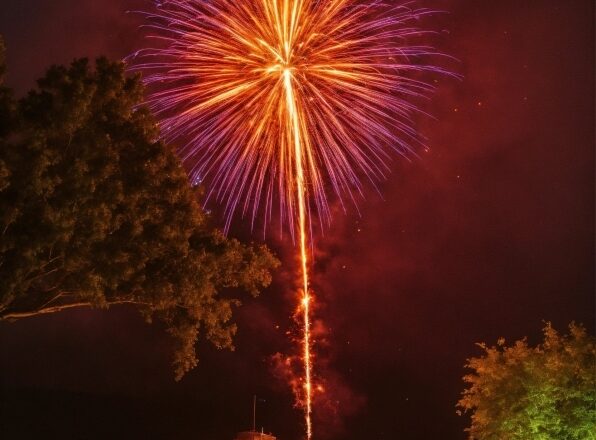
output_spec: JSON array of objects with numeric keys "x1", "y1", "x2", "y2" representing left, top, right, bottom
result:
[{"x1": 0, "y1": 51, "x2": 279, "y2": 379}]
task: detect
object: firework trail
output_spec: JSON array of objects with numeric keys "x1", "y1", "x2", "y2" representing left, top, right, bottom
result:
[{"x1": 132, "y1": 1, "x2": 446, "y2": 437}]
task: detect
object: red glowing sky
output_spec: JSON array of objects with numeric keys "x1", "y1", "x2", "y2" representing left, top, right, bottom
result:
[{"x1": 0, "y1": 1, "x2": 594, "y2": 439}]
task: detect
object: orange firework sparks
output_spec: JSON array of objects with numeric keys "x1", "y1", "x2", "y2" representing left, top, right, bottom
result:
[
  {"x1": 283, "y1": 67, "x2": 314, "y2": 437},
  {"x1": 132, "y1": 1, "x2": 446, "y2": 437}
]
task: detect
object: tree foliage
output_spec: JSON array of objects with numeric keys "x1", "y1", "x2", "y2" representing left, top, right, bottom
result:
[
  {"x1": 458, "y1": 322, "x2": 596, "y2": 440},
  {"x1": 0, "y1": 55, "x2": 279, "y2": 379}
]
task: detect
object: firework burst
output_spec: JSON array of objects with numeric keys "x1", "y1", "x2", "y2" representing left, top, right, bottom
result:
[
  {"x1": 132, "y1": 1, "x2": 446, "y2": 437},
  {"x1": 133, "y1": 0, "x2": 446, "y2": 234}
]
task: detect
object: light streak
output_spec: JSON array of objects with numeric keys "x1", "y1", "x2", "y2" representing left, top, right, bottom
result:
[
  {"x1": 132, "y1": 2, "x2": 447, "y2": 437},
  {"x1": 283, "y1": 68, "x2": 313, "y2": 438}
]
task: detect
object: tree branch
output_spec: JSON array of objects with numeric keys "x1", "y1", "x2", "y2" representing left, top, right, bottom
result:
[
  {"x1": 24, "y1": 267, "x2": 60, "y2": 285},
  {"x1": 0, "y1": 300, "x2": 150, "y2": 321}
]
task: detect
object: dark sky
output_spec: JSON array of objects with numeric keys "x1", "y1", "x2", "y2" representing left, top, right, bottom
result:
[{"x1": 0, "y1": 1, "x2": 594, "y2": 439}]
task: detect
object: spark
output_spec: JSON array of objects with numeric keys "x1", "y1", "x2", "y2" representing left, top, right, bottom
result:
[
  {"x1": 283, "y1": 66, "x2": 313, "y2": 437},
  {"x1": 132, "y1": 1, "x2": 446, "y2": 437}
]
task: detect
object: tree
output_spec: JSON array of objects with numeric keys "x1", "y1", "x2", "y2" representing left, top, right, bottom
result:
[
  {"x1": 457, "y1": 322, "x2": 596, "y2": 440},
  {"x1": 0, "y1": 56, "x2": 279, "y2": 380}
]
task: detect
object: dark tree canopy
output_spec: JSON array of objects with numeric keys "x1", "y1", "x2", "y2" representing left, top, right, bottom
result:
[
  {"x1": 0, "y1": 55, "x2": 279, "y2": 379},
  {"x1": 458, "y1": 323, "x2": 596, "y2": 440}
]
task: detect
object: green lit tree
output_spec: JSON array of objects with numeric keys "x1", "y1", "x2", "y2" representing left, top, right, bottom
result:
[
  {"x1": 458, "y1": 322, "x2": 596, "y2": 440},
  {"x1": 0, "y1": 53, "x2": 279, "y2": 380}
]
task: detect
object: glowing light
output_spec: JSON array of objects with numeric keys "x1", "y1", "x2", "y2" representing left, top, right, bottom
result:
[
  {"x1": 132, "y1": 1, "x2": 446, "y2": 437},
  {"x1": 283, "y1": 65, "x2": 313, "y2": 438},
  {"x1": 133, "y1": 0, "x2": 445, "y2": 234}
]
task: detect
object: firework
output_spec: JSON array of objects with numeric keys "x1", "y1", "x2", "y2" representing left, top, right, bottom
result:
[{"x1": 132, "y1": 1, "x2": 445, "y2": 438}]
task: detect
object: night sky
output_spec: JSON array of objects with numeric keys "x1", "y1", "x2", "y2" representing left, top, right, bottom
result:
[{"x1": 1, "y1": 1, "x2": 594, "y2": 439}]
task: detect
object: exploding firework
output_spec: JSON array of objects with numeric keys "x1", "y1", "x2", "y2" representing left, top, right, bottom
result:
[{"x1": 132, "y1": 1, "x2": 446, "y2": 438}]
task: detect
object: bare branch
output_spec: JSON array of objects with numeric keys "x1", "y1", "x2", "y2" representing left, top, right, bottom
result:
[{"x1": 0, "y1": 300, "x2": 151, "y2": 321}]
